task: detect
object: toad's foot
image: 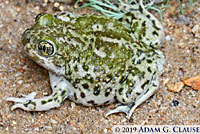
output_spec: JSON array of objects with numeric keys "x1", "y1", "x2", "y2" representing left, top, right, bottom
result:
[
  {"x1": 106, "y1": 79, "x2": 159, "y2": 119},
  {"x1": 7, "y1": 92, "x2": 38, "y2": 111},
  {"x1": 105, "y1": 88, "x2": 158, "y2": 119},
  {"x1": 105, "y1": 102, "x2": 142, "y2": 119},
  {"x1": 105, "y1": 103, "x2": 131, "y2": 117},
  {"x1": 105, "y1": 103, "x2": 134, "y2": 119},
  {"x1": 7, "y1": 71, "x2": 70, "y2": 111},
  {"x1": 6, "y1": 88, "x2": 69, "y2": 111},
  {"x1": 106, "y1": 67, "x2": 160, "y2": 119}
]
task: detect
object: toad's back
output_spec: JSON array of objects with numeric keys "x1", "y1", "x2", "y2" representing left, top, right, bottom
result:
[{"x1": 36, "y1": 21, "x2": 159, "y2": 106}]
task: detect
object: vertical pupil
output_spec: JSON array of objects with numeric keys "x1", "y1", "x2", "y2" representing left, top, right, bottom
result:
[{"x1": 43, "y1": 44, "x2": 46, "y2": 52}]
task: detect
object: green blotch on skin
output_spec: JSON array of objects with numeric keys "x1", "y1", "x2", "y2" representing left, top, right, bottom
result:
[
  {"x1": 83, "y1": 74, "x2": 94, "y2": 85},
  {"x1": 82, "y1": 83, "x2": 89, "y2": 89},
  {"x1": 105, "y1": 87, "x2": 112, "y2": 97},
  {"x1": 74, "y1": 65, "x2": 78, "y2": 72},
  {"x1": 24, "y1": 100, "x2": 36, "y2": 107},
  {"x1": 48, "y1": 99, "x2": 53, "y2": 102},
  {"x1": 131, "y1": 67, "x2": 141, "y2": 76},
  {"x1": 41, "y1": 100, "x2": 47, "y2": 105},
  {"x1": 141, "y1": 80, "x2": 150, "y2": 89},
  {"x1": 132, "y1": 22, "x2": 139, "y2": 30},
  {"x1": 83, "y1": 64, "x2": 89, "y2": 71},
  {"x1": 118, "y1": 88, "x2": 123, "y2": 95},
  {"x1": 93, "y1": 85, "x2": 100, "y2": 96},
  {"x1": 53, "y1": 93, "x2": 57, "y2": 97},
  {"x1": 147, "y1": 59, "x2": 152, "y2": 63},
  {"x1": 54, "y1": 97, "x2": 58, "y2": 101},
  {"x1": 61, "y1": 90, "x2": 67, "y2": 97}
]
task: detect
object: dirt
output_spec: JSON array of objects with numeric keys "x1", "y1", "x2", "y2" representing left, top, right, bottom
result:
[{"x1": 0, "y1": 0, "x2": 199, "y2": 133}]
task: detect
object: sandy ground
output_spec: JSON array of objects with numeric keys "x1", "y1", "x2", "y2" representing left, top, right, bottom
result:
[{"x1": 0, "y1": 0, "x2": 199, "y2": 133}]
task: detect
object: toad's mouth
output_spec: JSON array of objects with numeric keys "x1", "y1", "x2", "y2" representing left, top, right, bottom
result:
[{"x1": 25, "y1": 49, "x2": 66, "y2": 76}]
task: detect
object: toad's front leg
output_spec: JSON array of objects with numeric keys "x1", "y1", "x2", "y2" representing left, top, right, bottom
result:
[{"x1": 7, "y1": 71, "x2": 70, "y2": 111}]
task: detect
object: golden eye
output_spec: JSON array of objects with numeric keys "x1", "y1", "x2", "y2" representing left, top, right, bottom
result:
[{"x1": 38, "y1": 41, "x2": 54, "y2": 56}]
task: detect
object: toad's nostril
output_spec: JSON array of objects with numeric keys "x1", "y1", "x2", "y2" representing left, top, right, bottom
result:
[{"x1": 23, "y1": 28, "x2": 30, "y2": 35}]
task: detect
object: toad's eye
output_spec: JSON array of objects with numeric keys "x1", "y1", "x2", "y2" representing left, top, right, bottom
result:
[{"x1": 38, "y1": 40, "x2": 55, "y2": 57}]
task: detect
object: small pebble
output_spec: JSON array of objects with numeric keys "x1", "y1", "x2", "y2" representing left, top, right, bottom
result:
[
  {"x1": 162, "y1": 78, "x2": 170, "y2": 86},
  {"x1": 0, "y1": 81, "x2": 3, "y2": 85},
  {"x1": 17, "y1": 80, "x2": 23, "y2": 84},
  {"x1": 167, "y1": 82, "x2": 184, "y2": 93},
  {"x1": 104, "y1": 128, "x2": 108, "y2": 133},
  {"x1": 54, "y1": 2, "x2": 60, "y2": 8},
  {"x1": 59, "y1": 5, "x2": 64, "y2": 11},
  {"x1": 43, "y1": 92, "x2": 48, "y2": 96},
  {"x1": 172, "y1": 100, "x2": 179, "y2": 106},
  {"x1": 51, "y1": 119, "x2": 57, "y2": 124},
  {"x1": 12, "y1": 120, "x2": 17, "y2": 125},
  {"x1": 69, "y1": 120, "x2": 75, "y2": 125},
  {"x1": 178, "y1": 68, "x2": 184, "y2": 76},
  {"x1": 165, "y1": 35, "x2": 171, "y2": 41},
  {"x1": 34, "y1": 6, "x2": 40, "y2": 12},
  {"x1": 192, "y1": 24, "x2": 199, "y2": 34},
  {"x1": 178, "y1": 43, "x2": 183, "y2": 48},
  {"x1": 70, "y1": 102, "x2": 76, "y2": 109},
  {"x1": 129, "y1": 118, "x2": 133, "y2": 123},
  {"x1": 5, "y1": 1, "x2": 9, "y2": 4},
  {"x1": 80, "y1": 124, "x2": 84, "y2": 128},
  {"x1": 184, "y1": 74, "x2": 200, "y2": 90}
]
